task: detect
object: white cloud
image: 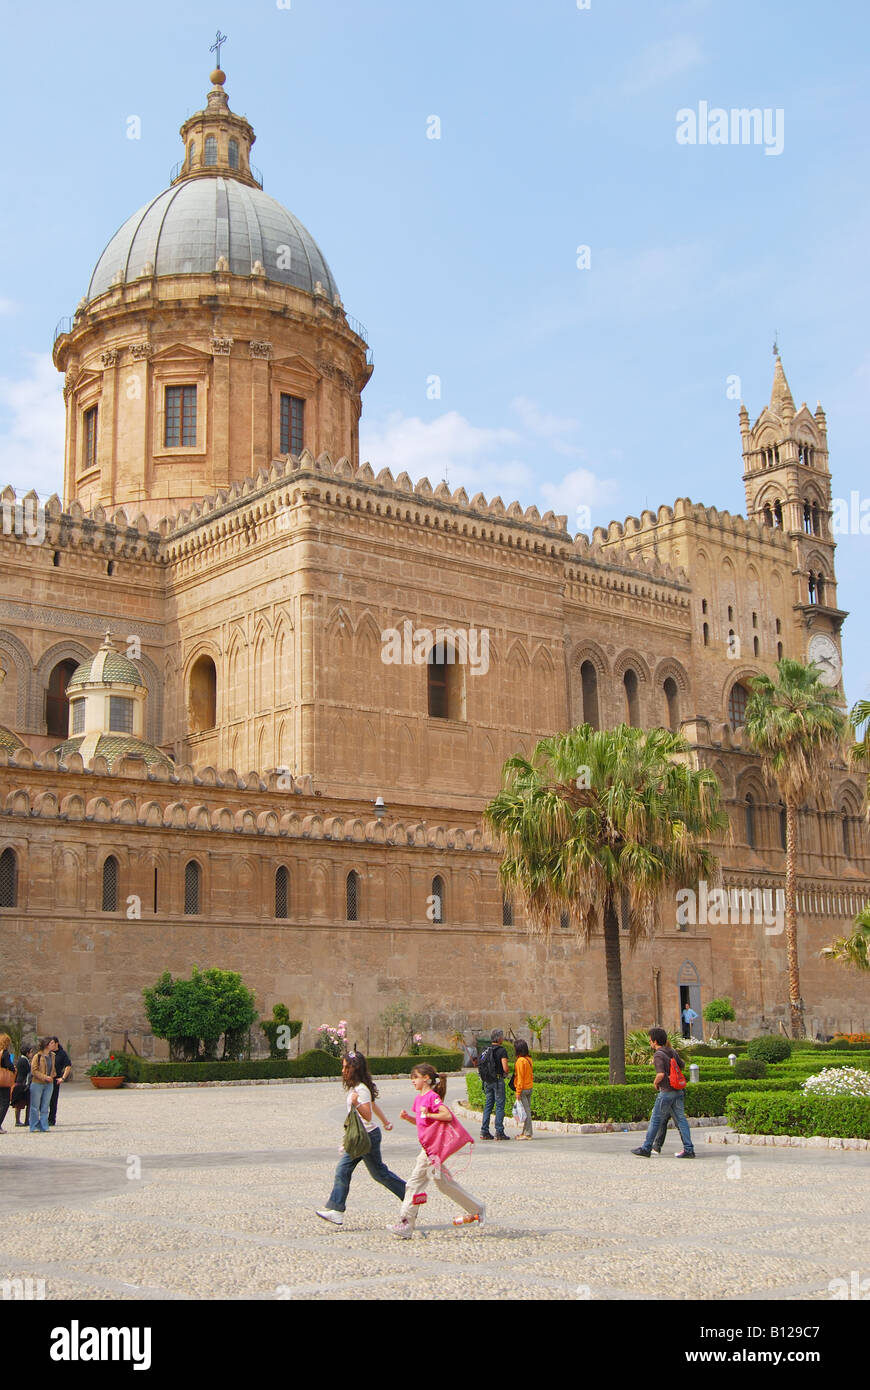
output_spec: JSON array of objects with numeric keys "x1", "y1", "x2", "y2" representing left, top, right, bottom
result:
[
  {"x1": 360, "y1": 403, "x2": 619, "y2": 528},
  {"x1": 0, "y1": 299, "x2": 15, "y2": 316},
  {"x1": 0, "y1": 353, "x2": 65, "y2": 496}
]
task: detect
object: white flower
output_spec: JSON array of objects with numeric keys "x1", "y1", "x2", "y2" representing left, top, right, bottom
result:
[{"x1": 801, "y1": 1067, "x2": 870, "y2": 1098}]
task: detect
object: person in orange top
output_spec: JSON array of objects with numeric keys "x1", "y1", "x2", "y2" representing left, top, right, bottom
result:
[{"x1": 513, "y1": 1039, "x2": 534, "y2": 1138}]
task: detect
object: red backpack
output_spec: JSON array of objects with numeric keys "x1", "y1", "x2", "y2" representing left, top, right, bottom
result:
[{"x1": 668, "y1": 1052, "x2": 687, "y2": 1090}]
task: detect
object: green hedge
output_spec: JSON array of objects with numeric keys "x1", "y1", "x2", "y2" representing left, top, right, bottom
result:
[
  {"x1": 465, "y1": 1074, "x2": 804, "y2": 1124},
  {"x1": 117, "y1": 1049, "x2": 462, "y2": 1083},
  {"x1": 726, "y1": 1091, "x2": 870, "y2": 1139}
]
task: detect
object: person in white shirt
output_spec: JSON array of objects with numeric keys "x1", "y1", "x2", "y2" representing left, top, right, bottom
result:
[{"x1": 316, "y1": 1052, "x2": 406, "y2": 1227}]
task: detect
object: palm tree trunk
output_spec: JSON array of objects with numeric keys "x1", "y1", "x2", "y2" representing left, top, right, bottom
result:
[
  {"x1": 603, "y1": 896, "x2": 626, "y2": 1083},
  {"x1": 785, "y1": 799, "x2": 804, "y2": 1038}
]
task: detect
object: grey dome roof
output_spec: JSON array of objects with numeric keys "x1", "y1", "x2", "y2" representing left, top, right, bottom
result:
[{"x1": 87, "y1": 176, "x2": 339, "y2": 301}]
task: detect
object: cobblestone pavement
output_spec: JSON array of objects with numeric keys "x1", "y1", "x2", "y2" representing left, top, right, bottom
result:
[{"x1": 1, "y1": 1080, "x2": 867, "y2": 1301}]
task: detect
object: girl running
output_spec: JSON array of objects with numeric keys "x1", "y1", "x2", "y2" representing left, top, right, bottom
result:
[
  {"x1": 316, "y1": 1051, "x2": 405, "y2": 1226},
  {"x1": 389, "y1": 1063, "x2": 485, "y2": 1238}
]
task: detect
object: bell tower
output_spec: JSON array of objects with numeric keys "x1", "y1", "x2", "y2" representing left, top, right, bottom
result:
[{"x1": 739, "y1": 350, "x2": 846, "y2": 689}]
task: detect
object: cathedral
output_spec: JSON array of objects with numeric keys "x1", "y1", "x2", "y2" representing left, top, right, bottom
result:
[{"x1": 1, "y1": 66, "x2": 867, "y2": 1059}]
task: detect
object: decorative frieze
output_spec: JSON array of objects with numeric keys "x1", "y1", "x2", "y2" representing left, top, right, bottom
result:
[
  {"x1": 128, "y1": 342, "x2": 153, "y2": 361},
  {"x1": 100, "y1": 348, "x2": 123, "y2": 368},
  {"x1": 211, "y1": 336, "x2": 234, "y2": 356},
  {"x1": 249, "y1": 340, "x2": 273, "y2": 360}
]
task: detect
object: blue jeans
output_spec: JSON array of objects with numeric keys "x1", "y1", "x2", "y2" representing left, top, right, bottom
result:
[
  {"x1": 29, "y1": 1082, "x2": 51, "y2": 1132},
  {"x1": 641, "y1": 1089, "x2": 693, "y2": 1154},
  {"x1": 325, "y1": 1127, "x2": 406, "y2": 1212},
  {"x1": 481, "y1": 1080, "x2": 506, "y2": 1136}
]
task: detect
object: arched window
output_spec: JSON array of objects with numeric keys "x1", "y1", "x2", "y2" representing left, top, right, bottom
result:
[
  {"x1": 773, "y1": 500, "x2": 783, "y2": 527},
  {"x1": 762, "y1": 504, "x2": 773, "y2": 527},
  {"x1": 753, "y1": 636, "x2": 760, "y2": 657},
  {"x1": 45, "y1": 658, "x2": 78, "y2": 737},
  {"x1": 812, "y1": 503, "x2": 821, "y2": 535},
  {"x1": 184, "y1": 860, "x2": 201, "y2": 915},
  {"x1": 427, "y1": 642, "x2": 463, "y2": 721},
  {"x1": 228, "y1": 138, "x2": 239, "y2": 169},
  {"x1": 188, "y1": 140, "x2": 196, "y2": 166},
  {"x1": 728, "y1": 683, "x2": 748, "y2": 729},
  {"x1": 663, "y1": 677, "x2": 679, "y2": 732},
  {"x1": 189, "y1": 655, "x2": 217, "y2": 733},
  {"x1": 275, "y1": 865, "x2": 289, "y2": 919},
  {"x1": 580, "y1": 660, "x2": 599, "y2": 730},
  {"x1": 0, "y1": 847, "x2": 17, "y2": 907},
  {"x1": 702, "y1": 622, "x2": 709, "y2": 647},
  {"x1": 817, "y1": 574, "x2": 825, "y2": 605},
  {"x1": 559, "y1": 910, "x2": 570, "y2": 930},
  {"x1": 777, "y1": 642, "x2": 783, "y2": 661},
  {"x1": 346, "y1": 870, "x2": 359, "y2": 922},
  {"x1": 841, "y1": 815, "x2": 851, "y2": 859},
  {"x1": 623, "y1": 668, "x2": 639, "y2": 727},
  {"x1": 803, "y1": 501, "x2": 813, "y2": 534},
  {"x1": 102, "y1": 855, "x2": 118, "y2": 912},
  {"x1": 431, "y1": 875, "x2": 445, "y2": 924},
  {"x1": 502, "y1": 895, "x2": 513, "y2": 927},
  {"x1": 204, "y1": 135, "x2": 217, "y2": 166},
  {"x1": 744, "y1": 795, "x2": 756, "y2": 849},
  {"x1": 779, "y1": 802, "x2": 787, "y2": 851}
]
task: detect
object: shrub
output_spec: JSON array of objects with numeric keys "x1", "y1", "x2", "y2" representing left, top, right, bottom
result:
[
  {"x1": 143, "y1": 967, "x2": 258, "y2": 1060},
  {"x1": 115, "y1": 1050, "x2": 463, "y2": 1084},
  {"x1": 833, "y1": 1033, "x2": 870, "y2": 1045},
  {"x1": 315, "y1": 1022, "x2": 348, "y2": 1057},
  {"x1": 733, "y1": 1058, "x2": 767, "y2": 1079},
  {"x1": 801, "y1": 1067, "x2": 870, "y2": 1098},
  {"x1": 465, "y1": 1074, "x2": 803, "y2": 1124},
  {"x1": 703, "y1": 997, "x2": 736, "y2": 1023},
  {"x1": 726, "y1": 1090, "x2": 870, "y2": 1139},
  {"x1": 261, "y1": 1005, "x2": 302, "y2": 1059},
  {"x1": 367, "y1": 1053, "x2": 462, "y2": 1076},
  {"x1": 86, "y1": 1056, "x2": 124, "y2": 1078},
  {"x1": 747, "y1": 1034, "x2": 792, "y2": 1063}
]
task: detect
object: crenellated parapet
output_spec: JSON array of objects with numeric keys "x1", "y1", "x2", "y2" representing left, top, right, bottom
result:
[{"x1": 0, "y1": 485, "x2": 162, "y2": 564}]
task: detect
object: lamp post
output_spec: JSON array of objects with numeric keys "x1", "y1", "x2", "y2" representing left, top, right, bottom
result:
[{"x1": 374, "y1": 796, "x2": 385, "y2": 821}]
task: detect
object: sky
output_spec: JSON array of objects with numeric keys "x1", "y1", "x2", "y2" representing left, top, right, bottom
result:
[{"x1": 0, "y1": 0, "x2": 867, "y2": 708}]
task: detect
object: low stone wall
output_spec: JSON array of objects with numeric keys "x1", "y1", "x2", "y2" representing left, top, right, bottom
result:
[
  {"x1": 704, "y1": 1129, "x2": 870, "y2": 1150},
  {"x1": 454, "y1": 1100, "x2": 729, "y2": 1136}
]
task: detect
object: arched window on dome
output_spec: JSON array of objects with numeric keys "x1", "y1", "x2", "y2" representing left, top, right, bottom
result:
[
  {"x1": 188, "y1": 140, "x2": 196, "y2": 167},
  {"x1": 109, "y1": 697, "x2": 134, "y2": 734},
  {"x1": 228, "y1": 139, "x2": 239, "y2": 169},
  {"x1": 71, "y1": 700, "x2": 85, "y2": 735},
  {"x1": 0, "y1": 848, "x2": 17, "y2": 908},
  {"x1": 102, "y1": 856, "x2": 119, "y2": 912},
  {"x1": 204, "y1": 136, "x2": 217, "y2": 166},
  {"x1": 45, "y1": 659, "x2": 78, "y2": 738}
]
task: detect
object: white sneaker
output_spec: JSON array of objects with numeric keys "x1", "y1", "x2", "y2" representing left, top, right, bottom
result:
[
  {"x1": 316, "y1": 1208, "x2": 343, "y2": 1225},
  {"x1": 387, "y1": 1219, "x2": 414, "y2": 1239}
]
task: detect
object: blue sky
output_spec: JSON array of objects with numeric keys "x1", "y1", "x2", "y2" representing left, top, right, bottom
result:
[{"x1": 1, "y1": 0, "x2": 867, "y2": 707}]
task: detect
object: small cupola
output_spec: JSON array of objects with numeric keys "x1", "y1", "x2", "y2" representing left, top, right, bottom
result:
[{"x1": 174, "y1": 59, "x2": 260, "y2": 189}]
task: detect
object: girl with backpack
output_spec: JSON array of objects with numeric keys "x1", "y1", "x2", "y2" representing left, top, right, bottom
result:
[
  {"x1": 315, "y1": 1051, "x2": 406, "y2": 1226},
  {"x1": 388, "y1": 1063, "x2": 485, "y2": 1238}
]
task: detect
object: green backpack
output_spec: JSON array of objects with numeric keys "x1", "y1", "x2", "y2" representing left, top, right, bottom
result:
[{"x1": 344, "y1": 1105, "x2": 372, "y2": 1159}]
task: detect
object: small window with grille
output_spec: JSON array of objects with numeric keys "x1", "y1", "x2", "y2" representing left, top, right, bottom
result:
[
  {"x1": 204, "y1": 136, "x2": 217, "y2": 166},
  {"x1": 275, "y1": 865, "x2": 289, "y2": 919},
  {"x1": 102, "y1": 856, "x2": 118, "y2": 912},
  {"x1": 109, "y1": 697, "x2": 134, "y2": 733},
  {"x1": 0, "y1": 848, "x2": 17, "y2": 908},
  {"x1": 560, "y1": 910, "x2": 570, "y2": 930},
  {"x1": 184, "y1": 860, "x2": 201, "y2": 915},
  {"x1": 346, "y1": 870, "x2": 359, "y2": 922},
  {"x1": 502, "y1": 895, "x2": 513, "y2": 927},
  {"x1": 164, "y1": 385, "x2": 197, "y2": 448},
  {"x1": 71, "y1": 700, "x2": 85, "y2": 734},
  {"x1": 279, "y1": 394, "x2": 304, "y2": 455},
  {"x1": 431, "y1": 876, "x2": 445, "y2": 924}
]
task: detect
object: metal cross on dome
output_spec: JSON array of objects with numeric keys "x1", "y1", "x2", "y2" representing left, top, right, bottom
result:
[{"x1": 210, "y1": 30, "x2": 227, "y2": 67}]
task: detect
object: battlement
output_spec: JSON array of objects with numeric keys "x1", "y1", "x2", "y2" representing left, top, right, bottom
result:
[
  {"x1": 0, "y1": 485, "x2": 162, "y2": 563},
  {"x1": 594, "y1": 497, "x2": 791, "y2": 552}
]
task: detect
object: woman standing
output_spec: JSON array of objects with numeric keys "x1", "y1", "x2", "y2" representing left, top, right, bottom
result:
[
  {"x1": 11, "y1": 1045, "x2": 34, "y2": 1128},
  {"x1": 29, "y1": 1040, "x2": 55, "y2": 1133},
  {"x1": 513, "y1": 1039, "x2": 534, "y2": 1139},
  {"x1": 0, "y1": 1033, "x2": 15, "y2": 1132},
  {"x1": 315, "y1": 1052, "x2": 405, "y2": 1226}
]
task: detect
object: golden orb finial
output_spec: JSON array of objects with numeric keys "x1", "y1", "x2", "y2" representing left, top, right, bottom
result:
[{"x1": 210, "y1": 68, "x2": 226, "y2": 86}]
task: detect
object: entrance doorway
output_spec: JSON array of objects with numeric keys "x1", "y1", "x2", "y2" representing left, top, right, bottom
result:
[{"x1": 677, "y1": 960, "x2": 703, "y2": 1038}]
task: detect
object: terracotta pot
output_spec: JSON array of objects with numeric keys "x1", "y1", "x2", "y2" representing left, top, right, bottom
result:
[{"x1": 89, "y1": 1076, "x2": 124, "y2": 1089}]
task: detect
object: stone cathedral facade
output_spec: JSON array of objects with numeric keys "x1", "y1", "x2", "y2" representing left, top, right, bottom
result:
[{"x1": 0, "y1": 68, "x2": 867, "y2": 1059}]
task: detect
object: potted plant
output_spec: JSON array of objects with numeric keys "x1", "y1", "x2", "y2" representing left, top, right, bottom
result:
[{"x1": 87, "y1": 1056, "x2": 125, "y2": 1089}]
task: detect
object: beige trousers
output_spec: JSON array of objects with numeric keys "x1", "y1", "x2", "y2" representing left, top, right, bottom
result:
[{"x1": 399, "y1": 1147, "x2": 483, "y2": 1225}]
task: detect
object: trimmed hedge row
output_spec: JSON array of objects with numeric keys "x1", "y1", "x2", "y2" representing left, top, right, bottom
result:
[
  {"x1": 726, "y1": 1091, "x2": 870, "y2": 1139},
  {"x1": 119, "y1": 1050, "x2": 462, "y2": 1083},
  {"x1": 465, "y1": 1074, "x2": 804, "y2": 1124}
]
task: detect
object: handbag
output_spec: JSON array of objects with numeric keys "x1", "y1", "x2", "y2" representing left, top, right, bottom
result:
[
  {"x1": 343, "y1": 1105, "x2": 372, "y2": 1159},
  {"x1": 0, "y1": 1065, "x2": 14, "y2": 1089},
  {"x1": 420, "y1": 1107, "x2": 474, "y2": 1168}
]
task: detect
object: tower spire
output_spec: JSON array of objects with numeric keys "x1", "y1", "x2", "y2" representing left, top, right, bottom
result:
[
  {"x1": 172, "y1": 54, "x2": 260, "y2": 189},
  {"x1": 769, "y1": 351, "x2": 795, "y2": 416}
]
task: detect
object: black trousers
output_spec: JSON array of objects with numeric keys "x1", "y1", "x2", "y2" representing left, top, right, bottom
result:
[
  {"x1": 48, "y1": 1080, "x2": 61, "y2": 1125},
  {"x1": 0, "y1": 1086, "x2": 10, "y2": 1128}
]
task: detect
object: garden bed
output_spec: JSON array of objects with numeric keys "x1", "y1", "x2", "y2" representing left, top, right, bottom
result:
[{"x1": 117, "y1": 1050, "x2": 462, "y2": 1083}]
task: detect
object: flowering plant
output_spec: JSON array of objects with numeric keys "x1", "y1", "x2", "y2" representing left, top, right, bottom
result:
[
  {"x1": 86, "y1": 1055, "x2": 124, "y2": 1077},
  {"x1": 801, "y1": 1067, "x2": 870, "y2": 1098},
  {"x1": 409, "y1": 1032, "x2": 424, "y2": 1055},
  {"x1": 315, "y1": 1021, "x2": 348, "y2": 1058}
]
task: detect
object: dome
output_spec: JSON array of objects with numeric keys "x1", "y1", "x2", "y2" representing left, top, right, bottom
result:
[
  {"x1": 87, "y1": 177, "x2": 339, "y2": 303},
  {"x1": 0, "y1": 725, "x2": 26, "y2": 754},
  {"x1": 67, "y1": 640, "x2": 146, "y2": 692},
  {"x1": 51, "y1": 734, "x2": 173, "y2": 772}
]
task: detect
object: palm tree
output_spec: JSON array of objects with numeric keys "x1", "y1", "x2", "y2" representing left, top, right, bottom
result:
[
  {"x1": 821, "y1": 904, "x2": 870, "y2": 974},
  {"x1": 484, "y1": 724, "x2": 727, "y2": 1084},
  {"x1": 850, "y1": 699, "x2": 870, "y2": 798},
  {"x1": 744, "y1": 659, "x2": 848, "y2": 1038}
]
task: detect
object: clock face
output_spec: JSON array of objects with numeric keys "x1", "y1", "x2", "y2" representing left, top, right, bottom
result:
[{"x1": 807, "y1": 634, "x2": 841, "y2": 686}]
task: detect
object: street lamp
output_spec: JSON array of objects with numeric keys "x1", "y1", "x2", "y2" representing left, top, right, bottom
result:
[{"x1": 374, "y1": 796, "x2": 385, "y2": 821}]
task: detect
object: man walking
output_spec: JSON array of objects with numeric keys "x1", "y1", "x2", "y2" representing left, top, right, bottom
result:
[
  {"x1": 478, "y1": 1028, "x2": 511, "y2": 1141},
  {"x1": 47, "y1": 1037, "x2": 72, "y2": 1127},
  {"x1": 631, "y1": 1027, "x2": 695, "y2": 1158}
]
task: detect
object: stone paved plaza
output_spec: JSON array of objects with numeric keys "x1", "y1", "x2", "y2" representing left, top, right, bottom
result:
[{"x1": 2, "y1": 1079, "x2": 868, "y2": 1301}]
